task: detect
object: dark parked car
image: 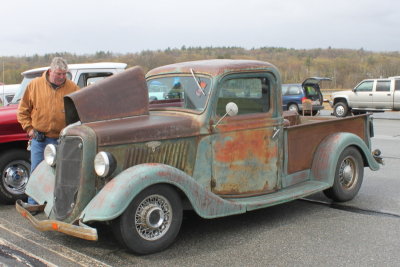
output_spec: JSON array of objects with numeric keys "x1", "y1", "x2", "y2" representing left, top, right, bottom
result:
[{"x1": 282, "y1": 77, "x2": 331, "y2": 115}]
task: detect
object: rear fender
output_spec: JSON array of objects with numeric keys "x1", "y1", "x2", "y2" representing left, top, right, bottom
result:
[
  {"x1": 311, "y1": 132, "x2": 380, "y2": 185},
  {"x1": 80, "y1": 164, "x2": 245, "y2": 222}
]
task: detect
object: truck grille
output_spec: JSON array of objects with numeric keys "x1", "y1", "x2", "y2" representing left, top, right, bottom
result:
[
  {"x1": 53, "y1": 137, "x2": 83, "y2": 220},
  {"x1": 124, "y1": 141, "x2": 189, "y2": 171}
]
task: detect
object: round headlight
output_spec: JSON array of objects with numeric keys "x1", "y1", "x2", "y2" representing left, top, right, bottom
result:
[
  {"x1": 94, "y1": 152, "x2": 115, "y2": 177},
  {"x1": 44, "y1": 144, "x2": 57, "y2": 166}
]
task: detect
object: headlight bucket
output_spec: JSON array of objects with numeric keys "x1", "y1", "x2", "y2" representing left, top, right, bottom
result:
[
  {"x1": 94, "y1": 151, "x2": 116, "y2": 177},
  {"x1": 44, "y1": 144, "x2": 57, "y2": 167}
]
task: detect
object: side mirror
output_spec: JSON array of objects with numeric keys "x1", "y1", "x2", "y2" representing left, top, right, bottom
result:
[
  {"x1": 226, "y1": 102, "x2": 238, "y2": 117},
  {"x1": 214, "y1": 102, "x2": 239, "y2": 128}
]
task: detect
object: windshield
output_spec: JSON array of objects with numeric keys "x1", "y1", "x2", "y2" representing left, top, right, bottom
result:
[
  {"x1": 10, "y1": 77, "x2": 34, "y2": 104},
  {"x1": 147, "y1": 75, "x2": 211, "y2": 112}
]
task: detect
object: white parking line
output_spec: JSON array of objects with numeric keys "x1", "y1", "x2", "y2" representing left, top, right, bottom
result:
[{"x1": 0, "y1": 217, "x2": 112, "y2": 267}]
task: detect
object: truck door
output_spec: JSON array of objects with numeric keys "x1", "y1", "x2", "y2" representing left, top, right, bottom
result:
[
  {"x1": 211, "y1": 74, "x2": 282, "y2": 196},
  {"x1": 350, "y1": 80, "x2": 374, "y2": 108},
  {"x1": 373, "y1": 79, "x2": 393, "y2": 109}
]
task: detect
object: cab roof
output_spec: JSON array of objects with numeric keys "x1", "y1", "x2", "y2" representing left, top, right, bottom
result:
[
  {"x1": 146, "y1": 59, "x2": 277, "y2": 78},
  {"x1": 21, "y1": 62, "x2": 127, "y2": 76}
]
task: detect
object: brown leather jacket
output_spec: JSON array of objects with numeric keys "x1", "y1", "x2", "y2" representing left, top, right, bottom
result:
[{"x1": 17, "y1": 70, "x2": 79, "y2": 138}]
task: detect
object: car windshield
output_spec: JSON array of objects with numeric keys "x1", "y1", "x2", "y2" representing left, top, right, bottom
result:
[
  {"x1": 147, "y1": 75, "x2": 211, "y2": 112},
  {"x1": 10, "y1": 77, "x2": 34, "y2": 104}
]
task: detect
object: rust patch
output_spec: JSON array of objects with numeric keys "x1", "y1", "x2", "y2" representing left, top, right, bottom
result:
[{"x1": 214, "y1": 129, "x2": 275, "y2": 163}]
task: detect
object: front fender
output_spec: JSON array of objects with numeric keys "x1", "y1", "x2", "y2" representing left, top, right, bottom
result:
[
  {"x1": 311, "y1": 132, "x2": 380, "y2": 185},
  {"x1": 332, "y1": 95, "x2": 349, "y2": 106},
  {"x1": 25, "y1": 161, "x2": 56, "y2": 215},
  {"x1": 80, "y1": 164, "x2": 245, "y2": 222}
]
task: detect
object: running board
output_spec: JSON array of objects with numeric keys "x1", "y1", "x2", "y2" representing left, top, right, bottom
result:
[{"x1": 227, "y1": 180, "x2": 331, "y2": 212}]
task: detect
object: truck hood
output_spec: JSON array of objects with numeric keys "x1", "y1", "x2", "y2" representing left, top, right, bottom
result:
[
  {"x1": 64, "y1": 67, "x2": 148, "y2": 124},
  {"x1": 85, "y1": 113, "x2": 201, "y2": 146}
]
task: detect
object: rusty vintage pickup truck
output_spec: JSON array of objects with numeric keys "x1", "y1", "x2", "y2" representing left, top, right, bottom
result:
[{"x1": 16, "y1": 59, "x2": 382, "y2": 255}]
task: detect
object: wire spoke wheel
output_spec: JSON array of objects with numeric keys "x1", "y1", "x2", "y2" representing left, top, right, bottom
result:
[
  {"x1": 135, "y1": 194, "x2": 172, "y2": 241},
  {"x1": 114, "y1": 184, "x2": 182, "y2": 255}
]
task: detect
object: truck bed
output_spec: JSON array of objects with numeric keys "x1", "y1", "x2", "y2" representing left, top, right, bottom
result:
[{"x1": 283, "y1": 112, "x2": 370, "y2": 174}]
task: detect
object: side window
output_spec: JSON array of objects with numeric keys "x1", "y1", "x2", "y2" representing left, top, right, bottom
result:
[
  {"x1": 395, "y1": 80, "x2": 400, "y2": 91},
  {"x1": 282, "y1": 85, "x2": 300, "y2": 95},
  {"x1": 288, "y1": 86, "x2": 301, "y2": 95},
  {"x1": 376, "y1": 80, "x2": 391, "y2": 92},
  {"x1": 216, "y1": 77, "x2": 270, "y2": 116},
  {"x1": 77, "y1": 72, "x2": 113, "y2": 88},
  {"x1": 355, "y1": 81, "x2": 373, "y2": 92}
]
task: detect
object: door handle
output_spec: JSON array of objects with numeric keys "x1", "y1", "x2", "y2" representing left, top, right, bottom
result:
[
  {"x1": 272, "y1": 127, "x2": 280, "y2": 140},
  {"x1": 369, "y1": 94, "x2": 373, "y2": 96}
]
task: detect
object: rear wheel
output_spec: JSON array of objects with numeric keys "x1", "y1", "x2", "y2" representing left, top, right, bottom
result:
[
  {"x1": 333, "y1": 102, "x2": 349, "y2": 117},
  {"x1": 113, "y1": 184, "x2": 182, "y2": 255},
  {"x1": 323, "y1": 147, "x2": 364, "y2": 202},
  {"x1": 0, "y1": 149, "x2": 30, "y2": 204}
]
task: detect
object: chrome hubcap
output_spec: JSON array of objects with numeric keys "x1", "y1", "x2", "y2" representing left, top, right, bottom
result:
[
  {"x1": 336, "y1": 106, "x2": 345, "y2": 116},
  {"x1": 339, "y1": 157, "x2": 357, "y2": 189},
  {"x1": 3, "y1": 160, "x2": 30, "y2": 194}
]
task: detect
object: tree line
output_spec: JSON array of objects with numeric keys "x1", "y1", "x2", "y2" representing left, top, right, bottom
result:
[{"x1": 1, "y1": 46, "x2": 400, "y2": 89}]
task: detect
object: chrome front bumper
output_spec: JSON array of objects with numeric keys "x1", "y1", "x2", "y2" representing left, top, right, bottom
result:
[{"x1": 16, "y1": 200, "x2": 98, "y2": 241}]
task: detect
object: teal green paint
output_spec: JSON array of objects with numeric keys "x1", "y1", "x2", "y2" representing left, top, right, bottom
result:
[{"x1": 80, "y1": 164, "x2": 246, "y2": 222}]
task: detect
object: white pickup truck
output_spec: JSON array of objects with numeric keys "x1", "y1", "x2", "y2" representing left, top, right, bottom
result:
[
  {"x1": 330, "y1": 77, "x2": 400, "y2": 117},
  {"x1": 0, "y1": 84, "x2": 20, "y2": 106}
]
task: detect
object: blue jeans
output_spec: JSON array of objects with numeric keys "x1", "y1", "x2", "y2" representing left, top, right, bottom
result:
[{"x1": 28, "y1": 137, "x2": 58, "y2": 204}]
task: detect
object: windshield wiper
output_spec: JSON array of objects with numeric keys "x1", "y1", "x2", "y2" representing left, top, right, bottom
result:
[{"x1": 190, "y1": 68, "x2": 205, "y2": 96}]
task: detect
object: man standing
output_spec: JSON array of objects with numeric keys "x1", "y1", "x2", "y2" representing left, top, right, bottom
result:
[{"x1": 17, "y1": 57, "x2": 79, "y2": 204}]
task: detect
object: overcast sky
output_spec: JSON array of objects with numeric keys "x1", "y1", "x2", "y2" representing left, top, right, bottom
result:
[{"x1": 1, "y1": 0, "x2": 399, "y2": 56}]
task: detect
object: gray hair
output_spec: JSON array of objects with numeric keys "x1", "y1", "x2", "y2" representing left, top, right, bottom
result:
[{"x1": 50, "y1": 57, "x2": 68, "y2": 71}]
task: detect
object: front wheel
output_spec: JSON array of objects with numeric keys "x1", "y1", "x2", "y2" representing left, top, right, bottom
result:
[
  {"x1": 323, "y1": 147, "x2": 364, "y2": 202},
  {"x1": 333, "y1": 102, "x2": 350, "y2": 117},
  {"x1": 0, "y1": 149, "x2": 30, "y2": 204},
  {"x1": 113, "y1": 184, "x2": 183, "y2": 255}
]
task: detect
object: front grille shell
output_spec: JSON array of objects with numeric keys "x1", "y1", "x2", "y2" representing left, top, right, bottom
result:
[{"x1": 53, "y1": 137, "x2": 83, "y2": 220}]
